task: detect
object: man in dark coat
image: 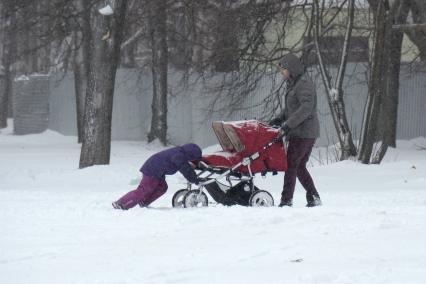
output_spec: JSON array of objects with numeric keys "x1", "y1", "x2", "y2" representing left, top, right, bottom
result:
[
  {"x1": 113, "y1": 143, "x2": 202, "y2": 210},
  {"x1": 271, "y1": 53, "x2": 322, "y2": 207}
]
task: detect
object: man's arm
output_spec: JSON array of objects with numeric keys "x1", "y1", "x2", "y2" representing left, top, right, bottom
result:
[{"x1": 285, "y1": 80, "x2": 315, "y2": 128}]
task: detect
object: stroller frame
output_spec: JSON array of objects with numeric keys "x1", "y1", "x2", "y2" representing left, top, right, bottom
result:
[{"x1": 172, "y1": 127, "x2": 285, "y2": 208}]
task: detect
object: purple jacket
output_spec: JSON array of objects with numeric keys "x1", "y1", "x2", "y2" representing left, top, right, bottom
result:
[{"x1": 140, "y1": 143, "x2": 202, "y2": 183}]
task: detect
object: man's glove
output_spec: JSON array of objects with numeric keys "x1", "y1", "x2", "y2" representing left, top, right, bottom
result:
[
  {"x1": 280, "y1": 122, "x2": 290, "y2": 136},
  {"x1": 269, "y1": 117, "x2": 283, "y2": 127}
]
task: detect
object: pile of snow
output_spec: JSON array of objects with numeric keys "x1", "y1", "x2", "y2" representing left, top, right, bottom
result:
[
  {"x1": 98, "y1": 4, "x2": 113, "y2": 16},
  {"x1": 1, "y1": 120, "x2": 426, "y2": 283}
]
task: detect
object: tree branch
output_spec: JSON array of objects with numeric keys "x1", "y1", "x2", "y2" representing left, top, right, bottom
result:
[
  {"x1": 392, "y1": 23, "x2": 426, "y2": 31},
  {"x1": 335, "y1": 0, "x2": 355, "y2": 89},
  {"x1": 120, "y1": 27, "x2": 144, "y2": 50}
]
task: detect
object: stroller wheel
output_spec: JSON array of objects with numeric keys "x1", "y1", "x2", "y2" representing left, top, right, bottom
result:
[
  {"x1": 172, "y1": 189, "x2": 188, "y2": 208},
  {"x1": 183, "y1": 190, "x2": 209, "y2": 208},
  {"x1": 249, "y1": 190, "x2": 274, "y2": 207}
]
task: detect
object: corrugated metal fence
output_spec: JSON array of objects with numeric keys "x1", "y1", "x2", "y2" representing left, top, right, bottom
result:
[{"x1": 46, "y1": 64, "x2": 426, "y2": 147}]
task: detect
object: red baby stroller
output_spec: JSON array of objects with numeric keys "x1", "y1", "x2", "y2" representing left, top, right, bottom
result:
[{"x1": 172, "y1": 120, "x2": 288, "y2": 208}]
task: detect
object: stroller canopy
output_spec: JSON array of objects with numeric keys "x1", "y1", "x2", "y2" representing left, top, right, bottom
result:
[
  {"x1": 212, "y1": 120, "x2": 280, "y2": 155},
  {"x1": 207, "y1": 120, "x2": 287, "y2": 173}
]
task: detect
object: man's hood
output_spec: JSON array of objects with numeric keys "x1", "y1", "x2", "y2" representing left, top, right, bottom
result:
[{"x1": 279, "y1": 53, "x2": 304, "y2": 79}]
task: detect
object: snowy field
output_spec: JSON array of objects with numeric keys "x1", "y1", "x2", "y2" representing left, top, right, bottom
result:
[{"x1": 1, "y1": 120, "x2": 426, "y2": 284}]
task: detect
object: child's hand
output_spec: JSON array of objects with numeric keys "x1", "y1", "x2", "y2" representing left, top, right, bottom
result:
[{"x1": 196, "y1": 177, "x2": 207, "y2": 185}]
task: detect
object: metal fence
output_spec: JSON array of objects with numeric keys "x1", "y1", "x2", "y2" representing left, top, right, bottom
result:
[{"x1": 45, "y1": 64, "x2": 426, "y2": 147}]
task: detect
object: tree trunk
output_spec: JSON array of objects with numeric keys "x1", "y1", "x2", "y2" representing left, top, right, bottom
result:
[
  {"x1": 30, "y1": 2, "x2": 40, "y2": 74},
  {"x1": 0, "y1": 72, "x2": 6, "y2": 128},
  {"x1": 0, "y1": 3, "x2": 17, "y2": 128},
  {"x1": 40, "y1": 0, "x2": 52, "y2": 73},
  {"x1": 313, "y1": 0, "x2": 357, "y2": 160},
  {"x1": 73, "y1": 55, "x2": 87, "y2": 143},
  {"x1": 0, "y1": 4, "x2": 8, "y2": 129},
  {"x1": 147, "y1": 0, "x2": 168, "y2": 145},
  {"x1": 79, "y1": 1, "x2": 128, "y2": 169},
  {"x1": 358, "y1": 0, "x2": 390, "y2": 164},
  {"x1": 372, "y1": 0, "x2": 410, "y2": 163},
  {"x1": 73, "y1": 0, "x2": 91, "y2": 143}
]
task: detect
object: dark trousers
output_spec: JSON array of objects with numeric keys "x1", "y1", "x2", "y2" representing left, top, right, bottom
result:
[{"x1": 281, "y1": 138, "x2": 320, "y2": 202}]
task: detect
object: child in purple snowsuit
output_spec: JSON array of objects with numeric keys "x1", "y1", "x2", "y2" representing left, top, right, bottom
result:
[{"x1": 113, "y1": 143, "x2": 202, "y2": 210}]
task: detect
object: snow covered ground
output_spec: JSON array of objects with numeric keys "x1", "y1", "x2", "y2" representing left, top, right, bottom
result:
[{"x1": 1, "y1": 120, "x2": 426, "y2": 284}]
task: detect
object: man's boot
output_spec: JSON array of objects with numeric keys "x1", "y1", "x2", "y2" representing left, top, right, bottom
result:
[
  {"x1": 306, "y1": 195, "x2": 322, "y2": 207},
  {"x1": 279, "y1": 199, "x2": 293, "y2": 207}
]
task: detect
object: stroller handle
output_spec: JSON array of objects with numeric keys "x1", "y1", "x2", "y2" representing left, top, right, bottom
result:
[{"x1": 262, "y1": 129, "x2": 285, "y2": 150}]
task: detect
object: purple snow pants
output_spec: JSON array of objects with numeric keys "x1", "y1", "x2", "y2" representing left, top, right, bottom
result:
[
  {"x1": 281, "y1": 138, "x2": 320, "y2": 202},
  {"x1": 116, "y1": 175, "x2": 168, "y2": 209}
]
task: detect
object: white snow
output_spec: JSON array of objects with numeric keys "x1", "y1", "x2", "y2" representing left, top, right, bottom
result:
[
  {"x1": 1, "y1": 119, "x2": 426, "y2": 284},
  {"x1": 330, "y1": 88, "x2": 339, "y2": 102},
  {"x1": 14, "y1": 75, "x2": 30, "y2": 81},
  {"x1": 98, "y1": 5, "x2": 114, "y2": 16}
]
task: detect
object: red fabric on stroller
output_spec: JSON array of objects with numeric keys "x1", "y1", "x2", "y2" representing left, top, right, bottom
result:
[{"x1": 202, "y1": 120, "x2": 288, "y2": 174}]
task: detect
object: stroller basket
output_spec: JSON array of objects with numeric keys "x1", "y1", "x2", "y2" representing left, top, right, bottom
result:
[{"x1": 204, "y1": 180, "x2": 253, "y2": 206}]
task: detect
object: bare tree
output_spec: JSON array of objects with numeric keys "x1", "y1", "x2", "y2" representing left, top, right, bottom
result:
[
  {"x1": 358, "y1": 0, "x2": 391, "y2": 163},
  {"x1": 0, "y1": 1, "x2": 17, "y2": 128},
  {"x1": 79, "y1": 0, "x2": 128, "y2": 168},
  {"x1": 122, "y1": 0, "x2": 301, "y2": 144},
  {"x1": 146, "y1": 0, "x2": 169, "y2": 145},
  {"x1": 372, "y1": 0, "x2": 411, "y2": 163},
  {"x1": 1, "y1": 0, "x2": 82, "y2": 129},
  {"x1": 358, "y1": 0, "x2": 411, "y2": 164},
  {"x1": 191, "y1": 0, "x2": 295, "y2": 115},
  {"x1": 313, "y1": 0, "x2": 357, "y2": 160},
  {"x1": 72, "y1": 0, "x2": 92, "y2": 143}
]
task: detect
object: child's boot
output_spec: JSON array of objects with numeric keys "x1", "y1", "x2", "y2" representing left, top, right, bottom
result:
[{"x1": 112, "y1": 201, "x2": 127, "y2": 210}]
